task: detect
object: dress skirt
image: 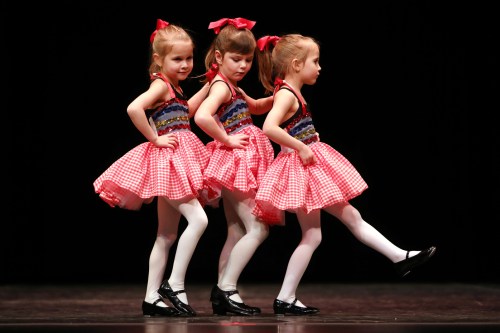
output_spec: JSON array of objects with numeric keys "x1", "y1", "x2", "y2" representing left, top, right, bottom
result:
[
  {"x1": 204, "y1": 125, "x2": 274, "y2": 197},
  {"x1": 253, "y1": 141, "x2": 368, "y2": 224},
  {"x1": 93, "y1": 130, "x2": 211, "y2": 210}
]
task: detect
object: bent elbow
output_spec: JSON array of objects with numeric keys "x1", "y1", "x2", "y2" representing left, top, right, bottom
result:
[
  {"x1": 262, "y1": 124, "x2": 273, "y2": 136},
  {"x1": 194, "y1": 113, "x2": 207, "y2": 127},
  {"x1": 193, "y1": 112, "x2": 201, "y2": 124},
  {"x1": 126, "y1": 106, "x2": 137, "y2": 118}
]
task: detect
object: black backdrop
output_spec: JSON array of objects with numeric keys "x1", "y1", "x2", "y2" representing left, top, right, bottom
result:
[{"x1": 3, "y1": 1, "x2": 499, "y2": 285}]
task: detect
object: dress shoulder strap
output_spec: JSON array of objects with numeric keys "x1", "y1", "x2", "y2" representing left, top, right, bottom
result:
[
  {"x1": 274, "y1": 80, "x2": 307, "y2": 114},
  {"x1": 216, "y1": 72, "x2": 237, "y2": 98},
  {"x1": 150, "y1": 72, "x2": 176, "y2": 99}
]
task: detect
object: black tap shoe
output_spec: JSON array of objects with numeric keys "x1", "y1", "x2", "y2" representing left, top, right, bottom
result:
[
  {"x1": 158, "y1": 280, "x2": 197, "y2": 316},
  {"x1": 247, "y1": 305, "x2": 262, "y2": 314},
  {"x1": 273, "y1": 298, "x2": 319, "y2": 316},
  {"x1": 210, "y1": 285, "x2": 260, "y2": 316},
  {"x1": 142, "y1": 298, "x2": 180, "y2": 317},
  {"x1": 394, "y1": 246, "x2": 437, "y2": 277},
  {"x1": 215, "y1": 286, "x2": 261, "y2": 314}
]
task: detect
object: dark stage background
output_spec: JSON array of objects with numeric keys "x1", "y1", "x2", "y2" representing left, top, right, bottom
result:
[{"x1": 3, "y1": 1, "x2": 499, "y2": 285}]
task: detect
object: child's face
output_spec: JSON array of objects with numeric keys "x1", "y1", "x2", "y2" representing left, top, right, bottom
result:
[
  {"x1": 300, "y1": 44, "x2": 321, "y2": 85},
  {"x1": 160, "y1": 40, "x2": 194, "y2": 83},
  {"x1": 219, "y1": 51, "x2": 254, "y2": 84}
]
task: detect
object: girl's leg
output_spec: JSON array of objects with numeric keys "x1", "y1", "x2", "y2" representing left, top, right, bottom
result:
[
  {"x1": 218, "y1": 197, "x2": 245, "y2": 280},
  {"x1": 276, "y1": 209, "x2": 322, "y2": 307},
  {"x1": 166, "y1": 197, "x2": 208, "y2": 304},
  {"x1": 218, "y1": 188, "x2": 269, "y2": 303},
  {"x1": 323, "y1": 202, "x2": 417, "y2": 263},
  {"x1": 144, "y1": 197, "x2": 180, "y2": 306}
]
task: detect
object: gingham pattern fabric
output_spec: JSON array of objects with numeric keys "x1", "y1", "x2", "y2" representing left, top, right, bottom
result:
[
  {"x1": 205, "y1": 124, "x2": 274, "y2": 194},
  {"x1": 253, "y1": 82, "x2": 367, "y2": 224},
  {"x1": 202, "y1": 77, "x2": 281, "y2": 222},
  {"x1": 93, "y1": 132, "x2": 210, "y2": 210},
  {"x1": 253, "y1": 141, "x2": 368, "y2": 221},
  {"x1": 203, "y1": 77, "x2": 276, "y2": 196},
  {"x1": 93, "y1": 77, "x2": 211, "y2": 210}
]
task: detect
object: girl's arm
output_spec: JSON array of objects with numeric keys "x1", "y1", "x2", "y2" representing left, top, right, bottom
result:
[
  {"x1": 127, "y1": 80, "x2": 178, "y2": 148},
  {"x1": 194, "y1": 81, "x2": 249, "y2": 148},
  {"x1": 262, "y1": 89, "x2": 316, "y2": 165},
  {"x1": 187, "y1": 82, "x2": 210, "y2": 118},
  {"x1": 241, "y1": 89, "x2": 273, "y2": 115}
]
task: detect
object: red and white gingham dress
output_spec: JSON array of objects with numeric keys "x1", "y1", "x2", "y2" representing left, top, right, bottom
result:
[
  {"x1": 253, "y1": 82, "x2": 368, "y2": 223},
  {"x1": 93, "y1": 74, "x2": 211, "y2": 210},
  {"x1": 202, "y1": 76, "x2": 280, "y2": 222}
]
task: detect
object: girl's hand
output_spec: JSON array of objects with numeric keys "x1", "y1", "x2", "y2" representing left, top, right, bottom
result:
[
  {"x1": 298, "y1": 145, "x2": 317, "y2": 166},
  {"x1": 153, "y1": 133, "x2": 179, "y2": 149},
  {"x1": 224, "y1": 133, "x2": 250, "y2": 149}
]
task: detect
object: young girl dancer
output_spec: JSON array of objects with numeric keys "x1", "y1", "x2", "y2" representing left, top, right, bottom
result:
[
  {"x1": 93, "y1": 19, "x2": 210, "y2": 317},
  {"x1": 194, "y1": 18, "x2": 282, "y2": 316},
  {"x1": 255, "y1": 34, "x2": 436, "y2": 315}
]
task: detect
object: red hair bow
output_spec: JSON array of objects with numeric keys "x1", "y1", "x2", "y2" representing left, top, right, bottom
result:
[
  {"x1": 274, "y1": 77, "x2": 284, "y2": 87},
  {"x1": 208, "y1": 17, "x2": 256, "y2": 34},
  {"x1": 150, "y1": 19, "x2": 170, "y2": 43},
  {"x1": 205, "y1": 63, "x2": 219, "y2": 83},
  {"x1": 257, "y1": 36, "x2": 280, "y2": 51}
]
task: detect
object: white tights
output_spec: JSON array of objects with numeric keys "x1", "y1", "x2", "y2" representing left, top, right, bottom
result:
[
  {"x1": 276, "y1": 209, "x2": 322, "y2": 306},
  {"x1": 324, "y1": 202, "x2": 417, "y2": 263},
  {"x1": 277, "y1": 202, "x2": 419, "y2": 305},
  {"x1": 144, "y1": 197, "x2": 208, "y2": 306},
  {"x1": 217, "y1": 188, "x2": 269, "y2": 303}
]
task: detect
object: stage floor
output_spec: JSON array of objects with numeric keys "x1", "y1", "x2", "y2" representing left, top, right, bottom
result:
[{"x1": 1, "y1": 283, "x2": 500, "y2": 333}]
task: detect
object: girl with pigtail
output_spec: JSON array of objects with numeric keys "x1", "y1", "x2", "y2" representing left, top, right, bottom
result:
[
  {"x1": 94, "y1": 19, "x2": 211, "y2": 317},
  {"x1": 255, "y1": 34, "x2": 436, "y2": 315}
]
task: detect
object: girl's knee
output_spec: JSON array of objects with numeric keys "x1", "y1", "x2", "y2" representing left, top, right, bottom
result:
[
  {"x1": 188, "y1": 215, "x2": 209, "y2": 232},
  {"x1": 158, "y1": 233, "x2": 177, "y2": 246},
  {"x1": 198, "y1": 217, "x2": 209, "y2": 230},
  {"x1": 260, "y1": 227, "x2": 270, "y2": 242},
  {"x1": 303, "y1": 229, "x2": 322, "y2": 248},
  {"x1": 312, "y1": 232, "x2": 322, "y2": 248},
  {"x1": 340, "y1": 206, "x2": 363, "y2": 228},
  {"x1": 248, "y1": 224, "x2": 269, "y2": 242}
]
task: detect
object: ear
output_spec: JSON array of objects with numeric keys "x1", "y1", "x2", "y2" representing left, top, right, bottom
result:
[
  {"x1": 215, "y1": 50, "x2": 223, "y2": 65},
  {"x1": 153, "y1": 53, "x2": 162, "y2": 67},
  {"x1": 291, "y1": 58, "x2": 303, "y2": 72}
]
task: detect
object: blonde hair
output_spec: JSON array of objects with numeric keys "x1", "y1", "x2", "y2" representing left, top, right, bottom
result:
[
  {"x1": 149, "y1": 24, "x2": 194, "y2": 74},
  {"x1": 258, "y1": 34, "x2": 319, "y2": 93}
]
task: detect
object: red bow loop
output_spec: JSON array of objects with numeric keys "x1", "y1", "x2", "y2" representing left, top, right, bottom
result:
[
  {"x1": 208, "y1": 17, "x2": 256, "y2": 34},
  {"x1": 257, "y1": 35, "x2": 281, "y2": 51},
  {"x1": 274, "y1": 77, "x2": 284, "y2": 87},
  {"x1": 205, "y1": 63, "x2": 219, "y2": 83},
  {"x1": 150, "y1": 19, "x2": 170, "y2": 43}
]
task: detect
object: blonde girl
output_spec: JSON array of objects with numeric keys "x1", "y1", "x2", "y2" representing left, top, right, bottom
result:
[
  {"x1": 255, "y1": 34, "x2": 436, "y2": 315},
  {"x1": 94, "y1": 19, "x2": 210, "y2": 317}
]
